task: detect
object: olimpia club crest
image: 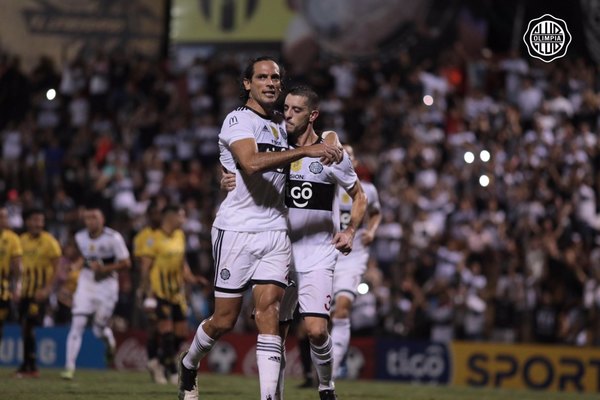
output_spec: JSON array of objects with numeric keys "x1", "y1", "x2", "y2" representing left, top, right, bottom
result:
[{"x1": 523, "y1": 14, "x2": 572, "y2": 63}]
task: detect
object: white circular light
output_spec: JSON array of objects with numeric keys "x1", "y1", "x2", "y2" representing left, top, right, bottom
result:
[
  {"x1": 423, "y1": 95, "x2": 434, "y2": 106},
  {"x1": 46, "y1": 89, "x2": 56, "y2": 101},
  {"x1": 464, "y1": 151, "x2": 475, "y2": 164},
  {"x1": 357, "y1": 283, "x2": 369, "y2": 295},
  {"x1": 479, "y1": 175, "x2": 490, "y2": 187},
  {"x1": 480, "y1": 150, "x2": 491, "y2": 162}
]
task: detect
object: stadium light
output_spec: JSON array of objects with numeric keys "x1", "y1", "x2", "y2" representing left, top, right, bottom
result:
[
  {"x1": 423, "y1": 95, "x2": 434, "y2": 106},
  {"x1": 479, "y1": 175, "x2": 490, "y2": 187},
  {"x1": 357, "y1": 283, "x2": 369, "y2": 295},
  {"x1": 46, "y1": 89, "x2": 56, "y2": 101},
  {"x1": 480, "y1": 150, "x2": 491, "y2": 162},
  {"x1": 464, "y1": 151, "x2": 475, "y2": 164}
]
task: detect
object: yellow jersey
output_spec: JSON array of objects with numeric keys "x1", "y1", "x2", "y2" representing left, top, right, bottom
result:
[
  {"x1": 20, "y1": 231, "x2": 62, "y2": 298},
  {"x1": 0, "y1": 229, "x2": 23, "y2": 301},
  {"x1": 133, "y1": 226, "x2": 160, "y2": 258},
  {"x1": 147, "y1": 229, "x2": 186, "y2": 303}
]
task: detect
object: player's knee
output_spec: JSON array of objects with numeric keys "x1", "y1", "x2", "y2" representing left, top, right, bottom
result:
[
  {"x1": 254, "y1": 304, "x2": 279, "y2": 326},
  {"x1": 332, "y1": 306, "x2": 350, "y2": 319},
  {"x1": 307, "y1": 325, "x2": 329, "y2": 345},
  {"x1": 210, "y1": 314, "x2": 236, "y2": 334}
]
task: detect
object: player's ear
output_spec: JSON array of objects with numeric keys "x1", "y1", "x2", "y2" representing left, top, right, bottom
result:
[
  {"x1": 243, "y1": 78, "x2": 252, "y2": 91},
  {"x1": 309, "y1": 109, "x2": 319, "y2": 123}
]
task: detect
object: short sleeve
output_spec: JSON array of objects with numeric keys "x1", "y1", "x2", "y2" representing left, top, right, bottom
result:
[
  {"x1": 220, "y1": 111, "x2": 256, "y2": 146},
  {"x1": 331, "y1": 151, "x2": 358, "y2": 192},
  {"x1": 113, "y1": 233, "x2": 131, "y2": 261},
  {"x1": 47, "y1": 234, "x2": 62, "y2": 258}
]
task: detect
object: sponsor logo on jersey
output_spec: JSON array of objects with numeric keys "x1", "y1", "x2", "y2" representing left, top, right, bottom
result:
[
  {"x1": 309, "y1": 161, "x2": 323, "y2": 174},
  {"x1": 291, "y1": 159, "x2": 302, "y2": 172},
  {"x1": 220, "y1": 268, "x2": 231, "y2": 280},
  {"x1": 228, "y1": 116, "x2": 238, "y2": 127}
]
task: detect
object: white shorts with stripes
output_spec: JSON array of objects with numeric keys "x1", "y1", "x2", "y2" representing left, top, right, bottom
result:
[
  {"x1": 211, "y1": 227, "x2": 291, "y2": 298},
  {"x1": 332, "y1": 251, "x2": 369, "y2": 299},
  {"x1": 279, "y1": 264, "x2": 335, "y2": 322}
]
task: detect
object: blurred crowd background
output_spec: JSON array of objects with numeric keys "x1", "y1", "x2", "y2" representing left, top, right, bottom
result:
[{"x1": 1, "y1": 0, "x2": 600, "y2": 347}]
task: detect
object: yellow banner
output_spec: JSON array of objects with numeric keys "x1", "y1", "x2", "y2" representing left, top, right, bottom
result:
[
  {"x1": 451, "y1": 341, "x2": 600, "y2": 393},
  {"x1": 171, "y1": 0, "x2": 294, "y2": 42}
]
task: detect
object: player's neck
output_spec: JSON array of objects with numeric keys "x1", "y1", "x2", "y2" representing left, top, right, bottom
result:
[
  {"x1": 245, "y1": 98, "x2": 272, "y2": 118},
  {"x1": 88, "y1": 228, "x2": 103, "y2": 239},
  {"x1": 161, "y1": 224, "x2": 176, "y2": 236},
  {"x1": 294, "y1": 128, "x2": 319, "y2": 147}
]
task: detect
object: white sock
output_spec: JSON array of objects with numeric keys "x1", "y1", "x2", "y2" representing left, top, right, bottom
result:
[
  {"x1": 183, "y1": 321, "x2": 215, "y2": 370},
  {"x1": 103, "y1": 326, "x2": 116, "y2": 350},
  {"x1": 256, "y1": 334, "x2": 282, "y2": 399},
  {"x1": 331, "y1": 318, "x2": 351, "y2": 378},
  {"x1": 275, "y1": 346, "x2": 286, "y2": 400},
  {"x1": 310, "y1": 336, "x2": 334, "y2": 391},
  {"x1": 65, "y1": 315, "x2": 87, "y2": 371}
]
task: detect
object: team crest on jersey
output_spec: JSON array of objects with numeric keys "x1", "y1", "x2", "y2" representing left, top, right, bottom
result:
[
  {"x1": 89, "y1": 244, "x2": 95, "y2": 252},
  {"x1": 146, "y1": 238, "x2": 154, "y2": 247},
  {"x1": 342, "y1": 193, "x2": 351, "y2": 203},
  {"x1": 291, "y1": 159, "x2": 302, "y2": 172},
  {"x1": 220, "y1": 268, "x2": 231, "y2": 280},
  {"x1": 270, "y1": 125, "x2": 279, "y2": 140},
  {"x1": 309, "y1": 161, "x2": 323, "y2": 174}
]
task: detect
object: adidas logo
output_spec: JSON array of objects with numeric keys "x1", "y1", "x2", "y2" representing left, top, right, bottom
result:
[{"x1": 268, "y1": 356, "x2": 281, "y2": 363}]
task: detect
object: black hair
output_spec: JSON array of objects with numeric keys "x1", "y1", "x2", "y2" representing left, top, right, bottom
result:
[
  {"x1": 22, "y1": 208, "x2": 44, "y2": 221},
  {"x1": 161, "y1": 204, "x2": 183, "y2": 216},
  {"x1": 240, "y1": 56, "x2": 285, "y2": 102},
  {"x1": 286, "y1": 85, "x2": 320, "y2": 110}
]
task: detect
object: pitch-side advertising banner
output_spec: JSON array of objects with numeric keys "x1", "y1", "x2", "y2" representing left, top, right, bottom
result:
[
  {"x1": 451, "y1": 341, "x2": 600, "y2": 393},
  {"x1": 171, "y1": 0, "x2": 294, "y2": 42}
]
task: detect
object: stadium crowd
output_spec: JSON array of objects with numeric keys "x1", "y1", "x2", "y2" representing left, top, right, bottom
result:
[{"x1": 1, "y1": 43, "x2": 600, "y2": 346}]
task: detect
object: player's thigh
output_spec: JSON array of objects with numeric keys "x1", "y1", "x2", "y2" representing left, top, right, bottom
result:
[
  {"x1": 18, "y1": 298, "x2": 45, "y2": 326},
  {"x1": 296, "y1": 267, "x2": 335, "y2": 318},
  {"x1": 251, "y1": 230, "x2": 291, "y2": 288},
  {"x1": 333, "y1": 268, "x2": 362, "y2": 301},
  {"x1": 211, "y1": 228, "x2": 257, "y2": 297}
]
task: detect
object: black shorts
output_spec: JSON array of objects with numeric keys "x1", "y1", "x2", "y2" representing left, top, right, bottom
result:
[
  {"x1": 19, "y1": 298, "x2": 46, "y2": 325},
  {"x1": 155, "y1": 297, "x2": 186, "y2": 323},
  {"x1": 0, "y1": 299, "x2": 10, "y2": 323}
]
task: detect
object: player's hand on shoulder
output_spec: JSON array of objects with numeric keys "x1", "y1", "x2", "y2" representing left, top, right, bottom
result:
[
  {"x1": 220, "y1": 171, "x2": 236, "y2": 192},
  {"x1": 306, "y1": 143, "x2": 343, "y2": 166},
  {"x1": 322, "y1": 130, "x2": 344, "y2": 164}
]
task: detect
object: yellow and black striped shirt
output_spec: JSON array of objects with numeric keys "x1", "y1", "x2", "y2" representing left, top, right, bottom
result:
[
  {"x1": 146, "y1": 229, "x2": 186, "y2": 303},
  {"x1": 0, "y1": 229, "x2": 22, "y2": 301},
  {"x1": 20, "y1": 231, "x2": 62, "y2": 298}
]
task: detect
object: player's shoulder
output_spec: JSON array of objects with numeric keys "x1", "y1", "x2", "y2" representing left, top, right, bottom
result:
[
  {"x1": 103, "y1": 226, "x2": 125, "y2": 240},
  {"x1": 40, "y1": 230, "x2": 60, "y2": 244}
]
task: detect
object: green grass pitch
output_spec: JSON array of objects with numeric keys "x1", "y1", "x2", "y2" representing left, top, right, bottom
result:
[{"x1": 0, "y1": 368, "x2": 599, "y2": 399}]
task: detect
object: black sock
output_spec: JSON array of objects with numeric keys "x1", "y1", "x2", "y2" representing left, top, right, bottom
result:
[
  {"x1": 160, "y1": 332, "x2": 176, "y2": 374},
  {"x1": 299, "y1": 336, "x2": 312, "y2": 379}
]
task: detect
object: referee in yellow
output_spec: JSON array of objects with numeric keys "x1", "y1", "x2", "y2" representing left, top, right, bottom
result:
[
  {"x1": 16, "y1": 208, "x2": 61, "y2": 377},
  {"x1": 140, "y1": 204, "x2": 206, "y2": 384}
]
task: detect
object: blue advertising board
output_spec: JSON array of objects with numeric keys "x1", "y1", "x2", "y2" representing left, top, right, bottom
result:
[
  {"x1": 0, "y1": 324, "x2": 106, "y2": 369},
  {"x1": 376, "y1": 338, "x2": 451, "y2": 384}
]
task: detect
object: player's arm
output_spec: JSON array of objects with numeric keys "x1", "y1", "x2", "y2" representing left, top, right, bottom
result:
[
  {"x1": 231, "y1": 137, "x2": 342, "y2": 175},
  {"x1": 10, "y1": 255, "x2": 22, "y2": 300},
  {"x1": 139, "y1": 256, "x2": 154, "y2": 298},
  {"x1": 361, "y1": 203, "x2": 382, "y2": 246},
  {"x1": 332, "y1": 180, "x2": 367, "y2": 255},
  {"x1": 37, "y1": 255, "x2": 61, "y2": 302},
  {"x1": 183, "y1": 261, "x2": 210, "y2": 287}
]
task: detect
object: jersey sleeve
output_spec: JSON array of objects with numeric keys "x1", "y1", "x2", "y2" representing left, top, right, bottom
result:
[
  {"x1": 9, "y1": 233, "x2": 23, "y2": 257},
  {"x1": 364, "y1": 183, "x2": 381, "y2": 214},
  {"x1": 219, "y1": 111, "x2": 256, "y2": 146},
  {"x1": 134, "y1": 230, "x2": 154, "y2": 258},
  {"x1": 330, "y1": 151, "x2": 358, "y2": 192},
  {"x1": 112, "y1": 233, "x2": 131, "y2": 261},
  {"x1": 46, "y1": 234, "x2": 62, "y2": 259}
]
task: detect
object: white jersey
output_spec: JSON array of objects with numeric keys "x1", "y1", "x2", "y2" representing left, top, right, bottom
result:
[
  {"x1": 287, "y1": 143, "x2": 358, "y2": 272},
  {"x1": 337, "y1": 181, "x2": 381, "y2": 258},
  {"x1": 74, "y1": 227, "x2": 130, "y2": 285},
  {"x1": 213, "y1": 106, "x2": 289, "y2": 232}
]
